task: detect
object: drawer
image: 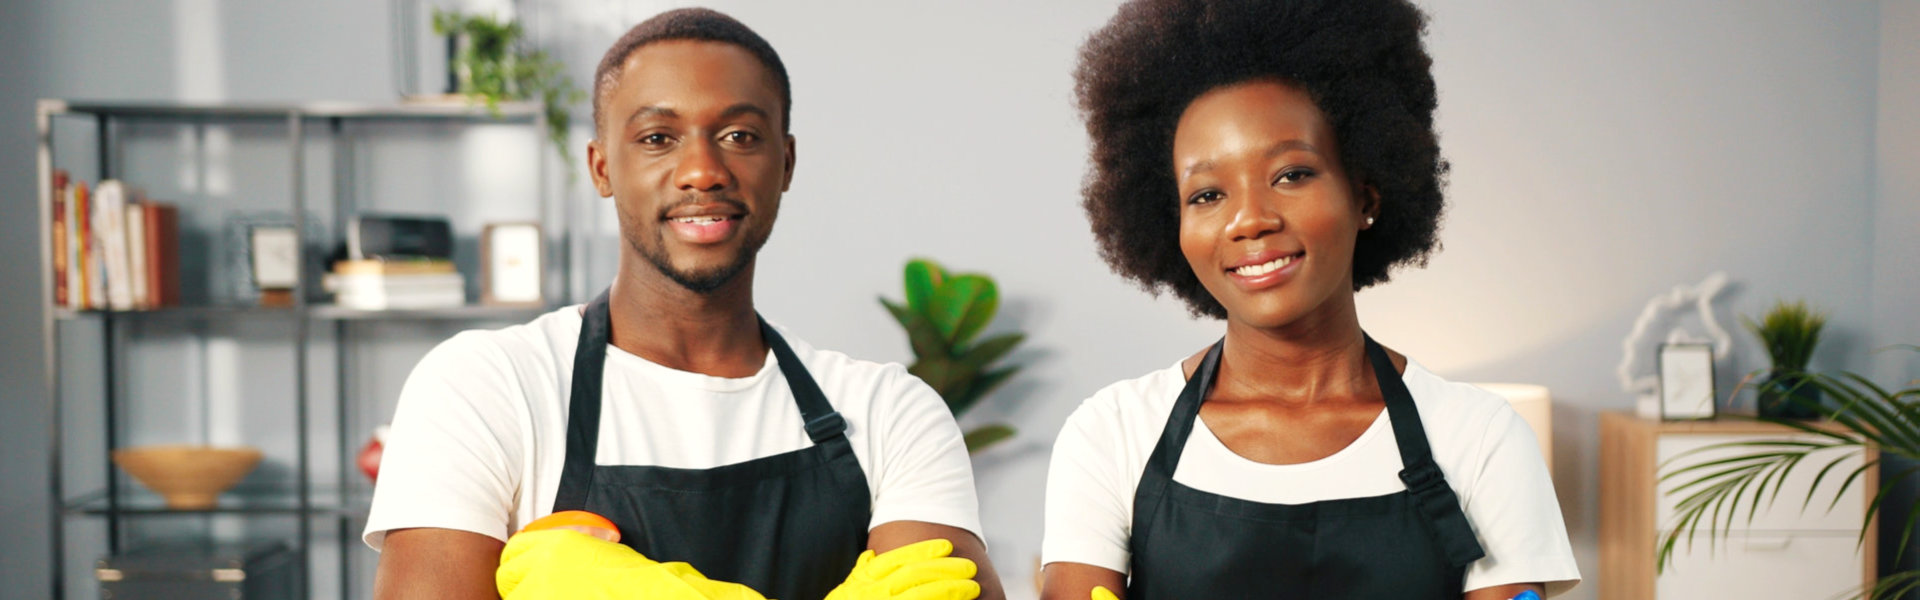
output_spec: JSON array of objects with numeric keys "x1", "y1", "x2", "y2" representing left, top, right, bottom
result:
[
  {"x1": 1655, "y1": 532, "x2": 1864, "y2": 598},
  {"x1": 1656, "y1": 434, "x2": 1865, "y2": 532}
]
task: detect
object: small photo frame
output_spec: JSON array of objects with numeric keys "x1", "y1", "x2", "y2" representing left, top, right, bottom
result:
[
  {"x1": 1659, "y1": 342, "x2": 1717, "y2": 420},
  {"x1": 249, "y1": 225, "x2": 301, "y2": 290},
  {"x1": 481, "y1": 222, "x2": 543, "y2": 306}
]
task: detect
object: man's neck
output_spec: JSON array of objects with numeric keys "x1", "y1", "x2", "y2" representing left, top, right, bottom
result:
[{"x1": 605, "y1": 258, "x2": 766, "y2": 378}]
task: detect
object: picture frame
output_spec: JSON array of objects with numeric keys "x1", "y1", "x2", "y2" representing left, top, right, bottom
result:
[
  {"x1": 249, "y1": 225, "x2": 300, "y2": 291},
  {"x1": 481, "y1": 222, "x2": 543, "y2": 306},
  {"x1": 222, "y1": 212, "x2": 318, "y2": 306},
  {"x1": 1658, "y1": 342, "x2": 1717, "y2": 420}
]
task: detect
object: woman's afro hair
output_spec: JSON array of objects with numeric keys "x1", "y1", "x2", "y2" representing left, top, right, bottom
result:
[{"x1": 1074, "y1": 0, "x2": 1446, "y2": 319}]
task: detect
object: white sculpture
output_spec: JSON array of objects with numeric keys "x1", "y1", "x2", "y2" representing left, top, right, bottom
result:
[{"x1": 1617, "y1": 272, "x2": 1734, "y2": 416}]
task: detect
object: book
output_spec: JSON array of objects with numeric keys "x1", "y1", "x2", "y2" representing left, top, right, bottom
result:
[
  {"x1": 96, "y1": 180, "x2": 134, "y2": 311},
  {"x1": 331, "y1": 258, "x2": 457, "y2": 276},
  {"x1": 144, "y1": 202, "x2": 180, "y2": 308},
  {"x1": 75, "y1": 181, "x2": 93, "y2": 309},
  {"x1": 127, "y1": 201, "x2": 148, "y2": 309},
  {"x1": 51, "y1": 169, "x2": 68, "y2": 307},
  {"x1": 326, "y1": 272, "x2": 465, "y2": 310}
]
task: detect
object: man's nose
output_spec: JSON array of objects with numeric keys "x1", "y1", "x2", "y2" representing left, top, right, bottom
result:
[{"x1": 674, "y1": 140, "x2": 734, "y2": 192}]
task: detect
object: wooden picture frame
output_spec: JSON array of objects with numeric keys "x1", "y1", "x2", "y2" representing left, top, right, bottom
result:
[
  {"x1": 1658, "y1": 342, "x2": 1717, "y2": 420},
  {"x1": 480, "y1": 222, "x2": 543, "y2": 306}
]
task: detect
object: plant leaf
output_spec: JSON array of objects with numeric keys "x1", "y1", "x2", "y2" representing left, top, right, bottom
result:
[
  {"x1": 949, "y1": 366, "x2": 1020, "y2": 416},
  {"x1": 957, "y1": 333, "x2": 1025, "y2": 374},
  {"x1": 963, "y1": 424, "x2": 1016, "y2": 453},
  {"x1": 882, "y1": 298, "x2": 950, "y2": 363},
  {"x1": 904, "y1": 259, "x2": 941, "y2": 316}
]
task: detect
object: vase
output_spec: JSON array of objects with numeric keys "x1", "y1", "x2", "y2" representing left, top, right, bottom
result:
[{"x1": 1757, "y1": 370, "x2": 1822, "y2": 419}]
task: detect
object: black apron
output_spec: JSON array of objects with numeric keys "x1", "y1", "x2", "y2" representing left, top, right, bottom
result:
[
  {"x1": 1126, "y1": 335, "x2": 1486, "y2": 599},
  {"x1": 551, "y1": 291, "x2": 870, "y2": 600}
]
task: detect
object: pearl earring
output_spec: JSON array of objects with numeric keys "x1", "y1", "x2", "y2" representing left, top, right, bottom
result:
[{"x1": 1365, "y1": 216, "x2": 1376, "y2": 227}]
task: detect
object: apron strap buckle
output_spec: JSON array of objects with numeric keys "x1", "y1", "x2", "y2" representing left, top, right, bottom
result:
[
  {"x1": 805, "y1": 411, "x2": 849, "y2": 443},
  {"x1": 1398, "y1": 462, "x2": 1445, "y2": 493},
  {"x1": 1400, "y1": 462, "x2": 1488, "y2": 568}
]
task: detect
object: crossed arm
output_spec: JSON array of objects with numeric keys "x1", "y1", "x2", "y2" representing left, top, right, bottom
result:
[{"x1": 373, "y1": 520, "x2": 1005, "y2": 600}]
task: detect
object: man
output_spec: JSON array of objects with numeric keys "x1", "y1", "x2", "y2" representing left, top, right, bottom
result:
[{"x1": 365, "y1": 8, "x2": 1004, "y2": 599}]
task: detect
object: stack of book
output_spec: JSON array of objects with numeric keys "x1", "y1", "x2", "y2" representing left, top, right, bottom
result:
[
  {"x1": 49, "y1": 170, "x2": 182, "y2": 311},
  {"x1": 325, "y1": 259, "x2": 464, "y2": 310}
]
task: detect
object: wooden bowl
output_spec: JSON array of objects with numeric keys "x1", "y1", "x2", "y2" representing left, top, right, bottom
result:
[{"x1": 111, "y1": 445, "x2": 263, "y2": 509}]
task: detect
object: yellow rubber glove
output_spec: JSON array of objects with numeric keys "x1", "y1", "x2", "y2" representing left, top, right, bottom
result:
[
  {"x1": 1091, "y1": 585, "x2": 1120, "y2": 600},
  {"x1": 497, "y1": 529, "x2": 769, "y2": 600},
  {"x1": 825, "y1": 539, "x2": 981, "y2": 600}
]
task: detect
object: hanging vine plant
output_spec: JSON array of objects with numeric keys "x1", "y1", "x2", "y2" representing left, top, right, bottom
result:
[{"x1": 432, "y1": 9, "x2": 585, "y2": 166}]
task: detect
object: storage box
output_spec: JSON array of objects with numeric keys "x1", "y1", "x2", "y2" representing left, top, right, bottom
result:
[{"x1": 96, "y1": 541, "x2": 296, "y2": 599}]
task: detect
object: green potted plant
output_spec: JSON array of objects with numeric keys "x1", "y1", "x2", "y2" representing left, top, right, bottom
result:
[
  {"x1": 1658, "y1": 346, "x2": 1920, "y2": 599},
  {"x1": 879, "y1": 259, "x2": 1025, "y2": 453},
  {"x1": 432, "y1": 9, "x2": 585, "y2": 165},
  {"x1": 1743, "y1": 300, "x2": 1827, "y2": 419}
]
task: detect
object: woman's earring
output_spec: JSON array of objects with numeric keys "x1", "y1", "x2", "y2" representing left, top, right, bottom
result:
[{"x1": 1365, "y1": 216, "x2": 1376, "y2": 228}]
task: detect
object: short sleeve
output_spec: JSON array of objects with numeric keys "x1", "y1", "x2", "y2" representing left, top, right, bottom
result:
[
  {"x1": 363, "y1": 333, "x2": 527, "y2": 550},
  {"x1": 1461, "y1": 405, "x2": 1582, "y2": 596},
  {"x1": 1041, "y1": 402, "x2": 1135, "y2": 574},
  {"x1": 864, "y1": 366, "x2": 984, "y2": 540}
]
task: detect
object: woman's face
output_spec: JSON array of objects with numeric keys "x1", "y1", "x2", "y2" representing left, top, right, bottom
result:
[{"x1": 1173, "y1": 79, "x2": 1373, "y2": 330}]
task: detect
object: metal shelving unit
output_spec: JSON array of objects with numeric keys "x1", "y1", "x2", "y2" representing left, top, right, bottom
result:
[{"x1": 36, "y1": 99, "x2": 565, "y2": 599}]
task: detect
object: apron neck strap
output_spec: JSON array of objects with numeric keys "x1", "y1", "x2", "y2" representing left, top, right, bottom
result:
[
  {"x1": 556, "y1": 290, "x2": 614, "y2": 511},
  {"x1": 1141, "y1": 340, "x2": 1223, "y2": 481},
  {"x1": 1362, "y1": 334, "x2": 1440, "y2": 481},
  {"x1": 759, "y1": 319, "x2": 846, "y2": 443}
]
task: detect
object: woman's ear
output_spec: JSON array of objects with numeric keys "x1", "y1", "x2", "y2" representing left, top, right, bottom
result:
[{"x1": 1358, "y1": 183, "x2": 1382, "y2": 229}]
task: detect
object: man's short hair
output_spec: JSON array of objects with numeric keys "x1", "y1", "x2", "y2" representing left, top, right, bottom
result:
[{"x1": 593, "y1": 8, "x2": 792, "y2": 135}]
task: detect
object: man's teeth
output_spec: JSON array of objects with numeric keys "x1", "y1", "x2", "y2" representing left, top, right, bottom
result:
[
  {"x1": 672, "y1": 216, "x2": 728, "y2": 224},
  {"x1": 1232, "y1": 255, "x2": 1296, "y2": 276}
]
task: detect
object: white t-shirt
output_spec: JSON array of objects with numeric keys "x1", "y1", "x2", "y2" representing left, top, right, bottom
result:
[
  {"x1": 1042, "y1": 358, "x2": 1581, "y2": 596},
  {"x1": 363, "y1": 305, "x2": 981, "y2": 550}
]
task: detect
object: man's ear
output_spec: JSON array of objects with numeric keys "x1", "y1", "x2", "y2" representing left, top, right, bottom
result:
[
  {"x1": 781, "y1": 134, "x2": 797, "y2": 192},
  {"x1": 587, "y1": 138, "x2": 614, "y2": 198}
]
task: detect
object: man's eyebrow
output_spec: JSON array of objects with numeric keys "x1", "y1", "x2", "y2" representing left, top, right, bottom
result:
[
  {"x1": 625, "y1": 106, "x2": 678, "y2": 127},
  {"x1": 719, "y1": 103, "x2": 772, "y2": 121}
]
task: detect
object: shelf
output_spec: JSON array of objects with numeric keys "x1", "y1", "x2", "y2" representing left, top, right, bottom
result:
[
  {"x1": 39, "y1": 98, "x2": 541, "y2": 122},
  {"x1": 307, "y1": 303, "x2": 550, "y2": 321},
  {"x1": 55, "y1": 303, "x2": 553, "y2": 322},
  {"x1": 63, "y1": 487, "x2": 371, "y2": 518}
]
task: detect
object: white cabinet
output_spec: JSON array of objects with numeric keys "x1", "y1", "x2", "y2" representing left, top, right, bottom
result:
[{"x1": 1599, "y1": 412, "x2": 1877, "y2": 600}]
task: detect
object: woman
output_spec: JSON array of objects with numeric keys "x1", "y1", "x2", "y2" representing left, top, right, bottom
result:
[{"x1": 1040, "y1": 0, "x2": 1580, "y2": 598}]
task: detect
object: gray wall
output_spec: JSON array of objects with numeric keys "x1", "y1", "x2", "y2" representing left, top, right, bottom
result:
[
  {"x1": 1, "y1": 2, "x2": 1912, "y2": 600},
  {"x1": 1876, "y1": 0, "x2": 1920, "y2": 594}
]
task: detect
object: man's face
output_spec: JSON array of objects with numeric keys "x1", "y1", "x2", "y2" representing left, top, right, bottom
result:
[{"x1": 588, "y1": 40, "x2": 794, "y2": 293}]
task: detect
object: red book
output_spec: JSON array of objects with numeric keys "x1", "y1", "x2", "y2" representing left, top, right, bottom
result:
[
  {"x1": 51, "y1": 169, "x2": 68, "y2": 307},
  {"x1": 143, "y1": 202, "x2": 180, "y2": 307}
]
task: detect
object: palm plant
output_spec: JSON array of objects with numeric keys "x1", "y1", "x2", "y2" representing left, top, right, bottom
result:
[
  {"x1": 879, "y1": 259, "x2": 1025, "y2": 453},
  {"x1": 1658, "y1": 346, "x2": 1920, "y2": 599}
]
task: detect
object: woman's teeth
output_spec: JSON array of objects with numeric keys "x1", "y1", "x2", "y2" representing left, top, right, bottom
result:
[
  {"x1": 1232, "y1": 255, "x2": 1295, "y2": 276},
  {"x1": 672, "y1": 216, "x2": 729, "y2": 224}
]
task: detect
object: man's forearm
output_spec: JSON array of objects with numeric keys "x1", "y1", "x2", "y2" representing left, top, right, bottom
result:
[{"x1": 375, "y1": 527, "x2": 505, "y2": 600}]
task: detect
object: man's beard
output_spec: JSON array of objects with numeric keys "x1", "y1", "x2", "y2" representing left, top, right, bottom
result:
[{"x1": 632, "y1": 226, "x2": 765, "y2": 293}]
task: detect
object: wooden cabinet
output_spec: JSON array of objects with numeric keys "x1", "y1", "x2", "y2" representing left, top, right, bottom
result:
[{"x1": 1599, "y1": 412, "x2": 1877, "y2": 600}]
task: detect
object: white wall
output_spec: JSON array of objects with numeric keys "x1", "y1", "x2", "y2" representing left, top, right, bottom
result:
[{"x1": 0, "y1": 2, "x2": 1904, "y2": 599}]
